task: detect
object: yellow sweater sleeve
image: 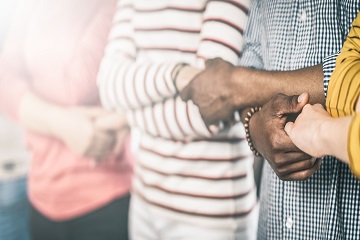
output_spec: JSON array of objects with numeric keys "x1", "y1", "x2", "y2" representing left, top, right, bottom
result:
[
  {"x1": 327, "y1": 12, "x2": 360, "y2": 177},
  {"x1": 326, "y1": 12, "x2": 360, "y2": 118},
  {"x1": 348, "y1": 114, "x2": 360, "y2": 177}
]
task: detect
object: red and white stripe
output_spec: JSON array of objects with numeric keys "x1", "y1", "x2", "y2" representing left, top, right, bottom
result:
[{"x1": 98, "y1": 0, "x2": 255, "y2": 228}]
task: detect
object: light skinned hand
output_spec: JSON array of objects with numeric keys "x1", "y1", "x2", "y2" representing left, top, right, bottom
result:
[
  {"x1": 56, "y1": 106, "x2": 117, "y2": 162},
  {"x1": 94, "y1": 112, "x2": 130, "y2": 156},
  {"x1": 284, "y1": 103, "x2": 332, "y2": 158}
]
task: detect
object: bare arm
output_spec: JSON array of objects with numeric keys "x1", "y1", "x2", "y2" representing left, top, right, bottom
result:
[
  {"x1": 231, "y1": 64, "x2": 325, "y2": 108},
  {"x1": 18, "y1": 91, "x2": 125, "y2": 161},
  {"x1": 181, "y1": 59, "x2": 325, "y2": 126}
]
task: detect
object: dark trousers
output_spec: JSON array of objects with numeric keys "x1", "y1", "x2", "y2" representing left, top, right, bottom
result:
[{"x1": 30, "y1": 194, "x2": 130, "y2": 240}]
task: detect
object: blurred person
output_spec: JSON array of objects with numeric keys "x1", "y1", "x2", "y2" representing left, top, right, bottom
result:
[
  {"x1": 0, "y1": 1, "x2": 30, "y2": 240},
  {"x1": 97, "y1": 0, "x2": 258, "y2": 239},
  {"x1": 0, "y1": 0, "x2": 133, "y2": 239},
  {"x1": 0, "y1": 112, "x2": 30, "y2": 240},
  {"x1": 285, "y1": 11, "x2": 360, "y2": 177}
]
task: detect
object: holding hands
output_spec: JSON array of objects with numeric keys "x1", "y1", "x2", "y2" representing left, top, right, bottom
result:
[
  {"x1": 248, "y1": 93, "x2": 321, "y2": 181},
  {"x1": 179, "y1": 58, "x2": 255, "y2": 126},
  {"x1": 19, "y1": 92, "x2": 130, "y2": 165},
  {"x1": 285, "y1": 97, "x2": 356, "y2": 164},
  {"x1": 57, "y1": 107, "x2": 129, "y2": 164},
  {"x1": 177, "y1": 60, "x2": 323, "y2": 180}
]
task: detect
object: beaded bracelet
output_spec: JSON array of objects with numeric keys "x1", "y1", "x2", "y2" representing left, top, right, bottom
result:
[
  {"x1": 243, "y1": 106, "x2": 262, "y2": 157},
  {"x1": 173, "y1": 63, "x2": 189, "y2": 93}
]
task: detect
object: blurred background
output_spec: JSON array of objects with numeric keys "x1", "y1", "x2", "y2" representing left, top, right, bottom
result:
[{"x1": 0, "y1": 0, "x2": 18, "y2": 48}]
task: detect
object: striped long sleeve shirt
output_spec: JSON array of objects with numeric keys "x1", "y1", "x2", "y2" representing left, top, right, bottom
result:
[{"x1": 97, "y1": 0, "x2": 257, "y2": 230}]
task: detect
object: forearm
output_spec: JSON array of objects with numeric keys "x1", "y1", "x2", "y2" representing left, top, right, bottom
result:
[
  {"x1": 98, "y1": 56, "x2": 181, "y2": 111},
  {"x1": 18, "y1": 91, "x2": 67, "y2": 139},
  {"x1": 321, "y1": 116, "x2": 352, "y2": 164},
  {"x1": 231, "y1": 64, "x2": 325, "y2": 108}
]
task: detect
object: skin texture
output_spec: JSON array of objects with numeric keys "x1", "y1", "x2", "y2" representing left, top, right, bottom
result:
[
  {"x1": 19, "y1": 91, "x2": 129, "y2": 163},
  {"x1": 248, "y1": 93, "x2": 321, "y2": 181},
  {"x1": 285, "y1": 102, "x2": 357, "y2": 164},
  {"x1": 181, "y1": 58, "x2": 325, "y2": 126},
  {"x1": 180, "y1": 58, "x2": 326, "y2": 180}
]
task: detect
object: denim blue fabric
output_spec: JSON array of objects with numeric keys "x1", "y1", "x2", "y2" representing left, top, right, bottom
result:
[{"x1": 0, "y1": 177, "x2": 30, "y2": 240}]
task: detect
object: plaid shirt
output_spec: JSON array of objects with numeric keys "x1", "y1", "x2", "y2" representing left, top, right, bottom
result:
[{"x1": 240, "y1": 1, "x2": 360, "y2": 239}]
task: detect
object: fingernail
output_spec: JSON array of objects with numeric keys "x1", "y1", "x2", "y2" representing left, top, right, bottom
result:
[{"x1": 298, "y1": 93, "x2": 306, "y2": 103}]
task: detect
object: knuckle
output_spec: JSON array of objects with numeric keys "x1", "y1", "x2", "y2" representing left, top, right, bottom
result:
[
  {"x1": 276, "y1": 167, "x2": 287, "y2": 176},
  {"x1": 272, "y1": 156, "x2": 284, "y2": 167}
]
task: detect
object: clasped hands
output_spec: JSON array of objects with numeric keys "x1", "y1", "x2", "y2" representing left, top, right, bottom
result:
[
  {"x1": 57, "y1": 107, "x2": 129, "y2": 165},
  {"x1": 178, "y1": 58, "x2": 321, "y2": 181}
]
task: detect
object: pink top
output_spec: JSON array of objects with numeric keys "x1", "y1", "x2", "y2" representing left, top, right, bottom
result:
[{"x1": 0, "y1": 0, "x2": 133, "y2": 220}]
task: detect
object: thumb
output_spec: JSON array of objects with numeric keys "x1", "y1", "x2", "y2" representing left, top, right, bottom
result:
[
  {"x1": 83, "y1": 107, "x2": 109, "y2": 119},
  {"x1": 284, "y1": 121, "x2": 294, "y2": 136},
  {"x1": 180, "y1": 81, "x2": 193, "y2": 101},
  {"x1": 95, "y1": 114, "x2": 128, "y2": 131},
  {"x1": 278, "y1": 92, "x2": 309, "y2": 115}
]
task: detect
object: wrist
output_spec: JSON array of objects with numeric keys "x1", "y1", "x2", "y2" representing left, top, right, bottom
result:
[
  {"x1": 245, "y1": 107, "x2": 262, "y2": 156},
  {"x1": 48, "y1": 106, "x2": 73, "y2": 140},
  {"x1": 230, "y1": 67, "x2": 272, "y2": 109},
  {"x1": 175, "y1": 65, "x2": 202, "y2": 92},
  {"x1": 321, "y1": 116, "x2": 352, "y2": 162}
]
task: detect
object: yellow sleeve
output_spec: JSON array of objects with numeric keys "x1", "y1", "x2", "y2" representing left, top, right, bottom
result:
[
  {"x1": 326, "y1": 12, "x2": 360, "y2": 118},
  {"x1": 348, "y1": 114, "x2": 360, "y2": 178}
]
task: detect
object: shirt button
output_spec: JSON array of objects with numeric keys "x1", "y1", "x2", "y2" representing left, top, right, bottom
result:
[
  {"x1": 300, "y1": 10, "x2": 307, "y2": 22},
  {"x1": 286, "y1": 217, "x2": 293, "y2": 229}
]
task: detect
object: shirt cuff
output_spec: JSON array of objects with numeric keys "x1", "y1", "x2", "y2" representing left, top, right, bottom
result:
[{"x1": 323, "y1": 52, "x2": 339, "y2": 98}]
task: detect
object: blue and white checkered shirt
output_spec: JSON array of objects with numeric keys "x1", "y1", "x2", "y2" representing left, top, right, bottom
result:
[{"x1": 240, "y1": 1, "x2": 360, "y2": 239}]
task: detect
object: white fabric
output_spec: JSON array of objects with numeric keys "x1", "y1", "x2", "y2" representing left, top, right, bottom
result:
[{"x1": 130, "y1": 193, "x2": 259, "y2": 240}]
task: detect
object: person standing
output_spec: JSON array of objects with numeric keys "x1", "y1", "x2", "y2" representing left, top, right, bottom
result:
[
  {"x1": 285, "y1": 11, "x2": 360, "y2": 178},
  {"x1": 180, "y1": 0, "x2": 360, "y2": 239},
  {"x1": 97, "y1": 0, "x2": 258, "y2": 239},
  {"x1": 0, "y1": 1, "x2": 30, "y2": 239},
  {"x1": 0, "y1": 0, "x2": 133, "y2": 239}
]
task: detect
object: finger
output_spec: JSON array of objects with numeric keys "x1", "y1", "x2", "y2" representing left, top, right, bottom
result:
[
  {"x1": 284, "y1": 158, "x2": 322, "y2": 181},
  {"x1": 276, "y1": 93, "x2": 309, "y2": 116},
  {"x1": 284, "y1": 121, "x2": 294, "y2": 136},
  {"x1": 180, "y1": 81, "x2": 193, "y2": 101},
  {"x1": 270, "y1": 129, "x2": 302, "y2": 153},
  {"x1": 95, "y1": 114, "x2": 128, "y2": 131},
  {"x1": 200, "y1": 106, "x2": 235, "y2": 127},
  {"x1": 271, "y1": 151, "x2": 312, "y2": 167},
  {"x1": 277, "y1": 157, "x2": 317, "y2": 175},
  {"x1": 83, "y1": 107, "x2": 110, "y2": 119},
  {"x1": 86, "y1": 132, "x2": 116, "y2": 160},
  {"x1": 112, "y1": 128, "x2": 130, "y2": 155}
]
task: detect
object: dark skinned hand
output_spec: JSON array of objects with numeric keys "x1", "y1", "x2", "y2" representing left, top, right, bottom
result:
[
  {"x1": 249, "y1": 93, "x2": 321, "y2": 181},
  {"x1": 180, "y1": 58, "x2": 245, "y2": 126}
]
